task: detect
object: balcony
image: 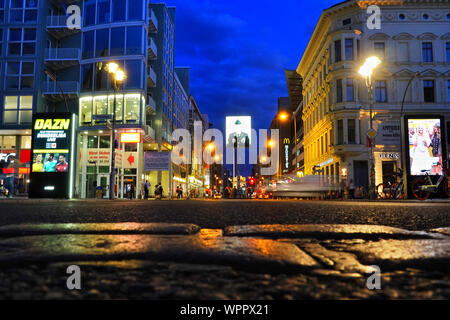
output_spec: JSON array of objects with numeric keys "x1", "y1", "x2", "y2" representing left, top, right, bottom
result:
[
  {"x1": 146, "y1": 95, "x2": 156, "y2": 115},
  {"x1": 147, "y1": 66, "x2": 157, "y2": 88},
  {"x1": 42, "y1": 81, "x2": 79, "y2": 102},
  {"x1": 45, "y1": 48, "x2": 80, "y2": 71},
  {"x1": 148, "y1": 37, "x2": 157, "y2": 60},
  {"x1": 46, "y1": 15, "x2": 80, "y2": 39},
  {"x1": 149, "y1": 9, "x2": 158, "y2": 33}
]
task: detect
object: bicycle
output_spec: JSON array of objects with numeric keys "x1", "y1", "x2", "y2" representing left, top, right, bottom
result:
[
  {"x1": 411, "y1": 168, "x2": 450, "y2": 200},
  {"x1": 376, "y1": 169, "x2": 406, "y2": 200}
]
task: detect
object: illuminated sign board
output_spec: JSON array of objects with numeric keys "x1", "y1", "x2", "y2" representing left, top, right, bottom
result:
[
  {"x1": 405, "y1": 117, "x2": 445, "y2": 176},
  {"x1": 226, "y1": 116, "x2": 251, "y2": 148},
  {"x1": 120, "y1": 132, "x2": 141, "y2": 143},
  {"x1": 30, "y1": 113, "x2": 76, "y2": 199}
]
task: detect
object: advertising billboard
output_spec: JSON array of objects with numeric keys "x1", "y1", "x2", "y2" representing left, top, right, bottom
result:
[
  {"x1": 406, "y1": 118, "x2": 444, "y2": 176},
  {"x1": 30, "y1": 113, "x2": 76, "y2": 198},
  {"x1": 226, "y1": 116, "x2": 251, "y2": 148}
]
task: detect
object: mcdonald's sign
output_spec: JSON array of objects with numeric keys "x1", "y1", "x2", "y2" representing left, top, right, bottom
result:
[{"x1": 283, "y1": 138, "x2": 290, "y2": 145}]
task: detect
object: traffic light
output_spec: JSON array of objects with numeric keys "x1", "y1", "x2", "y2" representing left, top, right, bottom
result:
[{"x1": 249, "y1": 177, "x2": 255, "y2": 185}]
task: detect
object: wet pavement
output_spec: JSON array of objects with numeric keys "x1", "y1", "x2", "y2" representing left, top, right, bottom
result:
[{"x1": 0, "y1": 220, "x2": 449, "y2": 299}]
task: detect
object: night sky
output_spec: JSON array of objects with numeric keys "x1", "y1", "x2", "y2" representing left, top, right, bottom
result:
[{"x1": 167, "y1": 0, "x2": 344, "y2": 133}]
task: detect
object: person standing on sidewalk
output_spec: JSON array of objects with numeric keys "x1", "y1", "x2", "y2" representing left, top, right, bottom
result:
[
  {"x1": 129, "y1": 183, "x2": 135, "y2": 200},
  {"x1": 349, "y1": 179, "x2": 355, "y2": 199}
]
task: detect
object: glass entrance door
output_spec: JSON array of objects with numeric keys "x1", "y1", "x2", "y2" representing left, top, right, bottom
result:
[{"x1": 98, "y1": 175, "x2": 110, "y2": 199}]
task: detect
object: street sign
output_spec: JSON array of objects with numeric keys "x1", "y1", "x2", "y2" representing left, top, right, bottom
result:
[{"x1": 367, "y1": 129, "x2": 377, "y2": 139}]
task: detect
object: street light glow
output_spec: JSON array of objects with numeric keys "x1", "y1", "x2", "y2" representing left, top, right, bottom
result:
[
  {"x1": 106, "y1": 62, "x2": 119, "y2": 74},
  {"x1": 358, "y1": 56, "x2": 382, "y2": 77},
  {"x1": 115, "y1": 70, "x2": 126, "y2": 82},
  {"x1": 279, "y1": 112, "x2": 289, "y2": 120}
]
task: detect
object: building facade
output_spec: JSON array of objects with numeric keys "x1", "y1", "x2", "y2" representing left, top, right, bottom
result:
[
  {"x1": 297, "y1": 0, "x2": 450, "y2": 192},
  {"x1": 0, "y1": 1, "x2": 202, "y2": 199}
]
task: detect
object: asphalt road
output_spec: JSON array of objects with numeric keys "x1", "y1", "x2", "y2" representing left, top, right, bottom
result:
[{"x1": 0, "y1": 199, "x2": 449, "y2": 230}]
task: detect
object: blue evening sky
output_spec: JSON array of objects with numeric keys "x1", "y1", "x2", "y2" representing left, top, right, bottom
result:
[{"x1": 166, "y1": 0, "x2": 344, "y2": 132}]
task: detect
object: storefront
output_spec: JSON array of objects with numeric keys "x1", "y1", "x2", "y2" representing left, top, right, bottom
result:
[
  {"x1": 188, "y1": 175, "x2": 203, "y2": 198},
  {"x1": 76, "y1": 131, "x2": 143, "y2": 199},
  {"x1": 0, "y1": 133, "x2": 31, "y2": 196}
]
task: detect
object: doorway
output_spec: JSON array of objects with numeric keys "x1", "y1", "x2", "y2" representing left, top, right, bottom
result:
[
  {"x1": 353, "y1": 161, "x2": 369, "y2": 191},
  {"x1": 382, "y1": 161, "x2": 397, "y2": 185}
]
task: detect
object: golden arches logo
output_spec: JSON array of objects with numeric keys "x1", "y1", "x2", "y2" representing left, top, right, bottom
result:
[{"x1": 283, "y1": 138, "x2": 290, "y2": 144}]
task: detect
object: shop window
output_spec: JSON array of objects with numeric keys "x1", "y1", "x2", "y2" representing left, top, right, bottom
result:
[
  {"x1": 110, "y1": 94, "x2": 123, "y2": 123},
  {"x1": 99, "y1": 136, "x2": 110, "y2": 148},
  {"x1": 80, "y1": 97, "x2": 93, "y2": 126},
  {"x1": 125, "y1": 94, "x2": 140, "y2": 123},
  {"x1": 88, "y1": 136, "x2": 99, "y2": 148},
  {"x1": 1, "y1": 135, "x2": 16, "y2": 150},
  {"x1": 21, "y1": 135, "x2": 31, "y2": 149},
  {"x1": 3, "y1": 95, "x2": 32, "y2": 125},
  {"x1": 94, "y1": 96, "x2": 108, "y2": 124}
]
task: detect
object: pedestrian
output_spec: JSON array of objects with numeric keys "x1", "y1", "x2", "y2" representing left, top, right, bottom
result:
[
  {"x1": 339, "y1": 180, "x2": 346, "y2": 200},
  {"x1": 154, "y1": 184, "x2": 160, "y2": 199},
  {"x1": 179, "y1": 186, "x2": 183, "y2": 199},
  {"x1": 349, "y1": 179, "x2": 355, "y2": 199},
  {"x1": 144, "y1": 180, "x2": 149, "y2": 199},
  {"x1": 158, "y1": 184, "x2": 163, "y2": 198},
  {"x1": 129, "y1": 183, "x2": 135, "y2": 200}
]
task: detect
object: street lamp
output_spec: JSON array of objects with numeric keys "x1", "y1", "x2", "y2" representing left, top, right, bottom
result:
[
  {"x1": 358, "y1": 56, "x2": 381, "y2": 200},
  {"x1": 106, "y1": 62, "x2": 126, "y2": 200}
]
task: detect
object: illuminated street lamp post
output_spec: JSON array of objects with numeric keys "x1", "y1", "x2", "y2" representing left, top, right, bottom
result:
[
  {"x1": 106, "y1": 62, "x2": 126, "y2": 200},
  {"x1": 358, "y1": 56, "x2": 382, "y2": 200}
]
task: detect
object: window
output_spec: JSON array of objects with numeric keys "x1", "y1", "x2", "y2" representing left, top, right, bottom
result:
[
  {"x1": 110, "y1": 27, "x2": 125, "y2": 56},
  {"x1": 126, "y1": 26, "x2": 143, "y2": 55},
  {"x1": 345, "y1": 38, "x2": 353, "y2": 60},
  {"x1": 9, "y1": 0, "x2": 37, "y2": 23},
  {"x1": 8, "y1": 28, "x2": 36, "y2": 56},
  {"x1": 423, "y1": 80, "x2": 435, "y2": 103},
  {"x1": 6, "y1": 61, "x2": 34, "y2": 90},
  {"x1": 334, "y1": 40, "x2": 341, "y2": 63},
  {"x1": 128, "y1": 0, "x2": 143, "y2": 21},
  {"x1": 375, "y1": 81, "x2": 387, "y2": 102},
  {"x1": 423, "y1": 13, "x2": 429, "y2": 20},
  {"x1": 95, "y1": 28, "x2": 109, "y2": 57},
  {"x1": 446, "y1": 42, "x2": 450, "y2": 62},
  {"x1": 3, "y1": 95, "x2": 33, "y2": 125},
  {"x1": 125, "y1": 94, "x2": 140, "y2": 123},
  {"x1": 348, "y1": 119, "x2": 356, "y2": 144},
  {"x1": 422, "y1": 42, "x2": 433, "y2": 63},
  {"x1": 374, "y1": 42, "x2": 385, "y2": 58},
  {"x1": 97, "y1": 0, "x2": 110, "y2": 24},
  {"x1": 346, "y1": 78, "x2": 354, "y2": 102},
  {"x1": 447, "y1": 80, "x2": 450, "y2": 103},
  {"x1": 112, "y1": 0, "x2": 126, "y2": 22},
  {"x1": 399, "y1": 13, "x2": 406, "y2": 20},
  {"x1": 342, "y1": 18, "x2": 351, "y2": 26},
  {"x1": 336, "y1": 79, "x2": 343, "y2": 103},
  {"x1": 84, "y1": 0, "x2": 96, "y2": 26},
  {"x1": 337, "y1": 120, "x2": 344, "y2": 145},
  {"x1": 0, "y1": 1, "x2": 4, "y2": 23}
]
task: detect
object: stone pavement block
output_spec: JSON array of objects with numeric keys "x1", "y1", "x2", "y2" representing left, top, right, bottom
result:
[
  {"x1": 300, "y1": 243, "x2": 377, "y2": 274},
  {"x1": 344, "y1": 239, "x2": 450, "y2": 270},
  {"x1": 223, "y1": 224, "x2": 435, "y2": 240},
  {"x1": 0, "y1": 229, "x2": 319, "y2": 271},
  {"x1": 0, "y1": 223, "x2": 200, "y2": 237}
]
